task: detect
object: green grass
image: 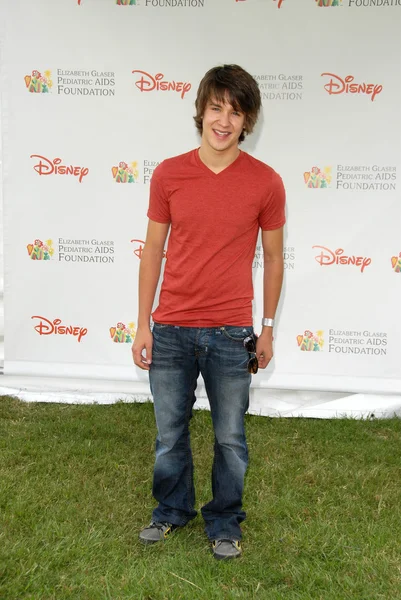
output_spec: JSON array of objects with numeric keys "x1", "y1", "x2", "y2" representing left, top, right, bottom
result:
[{"x1": 1, "y1": 395, "x2": 401, "y2": 599}]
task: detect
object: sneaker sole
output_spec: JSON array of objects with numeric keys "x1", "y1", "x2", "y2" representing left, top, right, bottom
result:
[
  {"x1": 139, "y1": 536, "x2": 163, "y2": 546},
  {"x1": 213, "y1": 551, "x2": 242, "y2": 560}
]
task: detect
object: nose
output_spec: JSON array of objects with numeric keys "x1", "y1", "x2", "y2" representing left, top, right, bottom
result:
[{"x1": 217, "y1": 110, "x2": 230, "y2": 127}]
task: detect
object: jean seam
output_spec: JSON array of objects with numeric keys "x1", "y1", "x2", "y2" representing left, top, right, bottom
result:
[
  {"x1": 220, "y1": 327, "x2": 253, "y2": 343},
  {"x1": 184, "y1": 379, "x2": 195, "y2": 513}
]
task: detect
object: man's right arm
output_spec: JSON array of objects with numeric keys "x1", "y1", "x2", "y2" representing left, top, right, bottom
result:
[{"x1": 132, "y1": 219, "x2": 170, "y2": 371}]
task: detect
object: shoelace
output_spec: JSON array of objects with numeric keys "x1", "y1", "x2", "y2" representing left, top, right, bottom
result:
[
  {"x1": 151, "y1": 521, "x2": 171, "y2": 530},
  {"x1": 150, "y1": 521, "x2": 173, "y2": 533},
  {"x1": 214, "y1": 539, "x2": 237, "y2": 547}
]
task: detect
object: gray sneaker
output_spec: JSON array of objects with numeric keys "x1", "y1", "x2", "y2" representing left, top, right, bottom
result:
[
  {"x1": 139, "y1": 521, "x2": 177, "y2": 545},
  {"x1": 212, "y1": 539, "x2": 242, "y2": 560}
]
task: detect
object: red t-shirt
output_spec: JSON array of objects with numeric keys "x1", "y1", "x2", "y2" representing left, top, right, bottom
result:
[{"x1": 148, "y1": 148, "x2": 286, "y2": 327}]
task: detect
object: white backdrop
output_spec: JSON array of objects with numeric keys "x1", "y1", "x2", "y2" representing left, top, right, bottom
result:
[{"x1": 1, "y1": 0, "x2": 401, "y2": 417}]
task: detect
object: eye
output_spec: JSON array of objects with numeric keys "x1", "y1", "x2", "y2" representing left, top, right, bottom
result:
[{"x1": 232, "y1": 111, "x2": 242, "y2": 117}]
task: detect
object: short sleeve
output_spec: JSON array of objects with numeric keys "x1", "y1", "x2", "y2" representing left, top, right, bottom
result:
[
  {"x1": 259, "y1": 173, "x2": 286, "y2": 231},
  {"x1": 147, "y1": 164, "x2": 171, "y2": 224}
]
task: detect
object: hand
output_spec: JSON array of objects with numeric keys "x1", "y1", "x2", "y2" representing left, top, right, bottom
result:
[
  {"x1": 256, "y1": 330, "x2": 274, "y2": 369},
  {"x1": 132, "y1": 326, "x2": 153, "y2": 371}
]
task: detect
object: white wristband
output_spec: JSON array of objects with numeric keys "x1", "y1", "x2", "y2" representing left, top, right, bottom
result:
[{"x1": 261, "y1": 318, "x2": 274, "y2": 327}]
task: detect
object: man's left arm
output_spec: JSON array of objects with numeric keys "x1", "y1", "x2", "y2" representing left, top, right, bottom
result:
[{"x1": 256, "y1": 227, "x2": 284, "y2": 369}]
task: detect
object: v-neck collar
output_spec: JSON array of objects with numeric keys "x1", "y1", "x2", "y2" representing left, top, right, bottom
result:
[{"x1": 194, "y1": 148, "x2": 244, "y2": 177}]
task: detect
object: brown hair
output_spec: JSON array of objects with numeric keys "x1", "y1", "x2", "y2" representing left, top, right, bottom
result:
[{"x1": 194, "y1": 65, "x2": 261, "y2": 143}]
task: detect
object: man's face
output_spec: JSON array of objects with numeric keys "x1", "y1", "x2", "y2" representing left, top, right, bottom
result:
[{"x1": 201, "y1": 96, "x2": 246, "y2": 155}]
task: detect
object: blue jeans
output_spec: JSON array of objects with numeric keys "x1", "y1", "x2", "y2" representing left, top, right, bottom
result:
[{"x1": 149, "y1": 323, "x2": 252, "y2": 541}]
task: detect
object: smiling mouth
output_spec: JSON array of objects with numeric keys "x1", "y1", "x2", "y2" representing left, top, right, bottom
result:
[{"x1": 213, "y1": 129, "x2": 230, "y2": 138}]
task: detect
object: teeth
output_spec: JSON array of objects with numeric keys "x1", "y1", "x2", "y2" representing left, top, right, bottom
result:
[{"x1": 215, "y1": 130, "x2": 229, "y2": 137}]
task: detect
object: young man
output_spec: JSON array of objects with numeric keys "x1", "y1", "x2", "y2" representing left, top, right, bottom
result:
[{"x1": 132, "y1": 64, "x2": 285, "y2": 560}]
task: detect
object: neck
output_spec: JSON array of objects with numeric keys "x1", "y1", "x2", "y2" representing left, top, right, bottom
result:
[{"x1": 198, "y1": 144, "x2": 240, "y2": 174}]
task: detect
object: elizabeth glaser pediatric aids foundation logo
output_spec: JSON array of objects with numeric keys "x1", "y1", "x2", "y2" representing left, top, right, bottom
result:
[
  {"x1": 316, "y1": 0, "x2": 342, "y2": 5},
  {"x1": 304, "y1": 166, "x2": 332, "y2": 188},
  {"x1": 79, "y1": 0, "x2": 206, "y2": 7},
  {"x1": 297, "y1": 330, "x2": 324, "y2": 352},
  {"x1": 24, "y1": 70, "x2": 52, "y2": 93},
  {"x1": 27, "y1": 239, "x2": 54, "y2": 260},
  {"x1": 110, "y1": 322, "x2": 136, "y2": 343},
  {"x1": 391, "y1": 253, "x2": 401, "y2": 272},
  {"x1": 112, "y1": 162, "x2": 139, "y2": 183},
  {"x1": 254, "y1": 73, "x2": 303, "y2": 102},
  {"x1": 298, "y1": 328, "x2": 388, "y2": 356},
  {"x1": 78, "y1": 0, "x2": 136, "y2": 4},
  {"x1": 328, "y1": 329, "x2": 387, "y2": 355},
  {"x1": 26, "y1": 67, "x2": 115, "y2": 97},
  {"x1": 305, "y1": 163, "x2": 397, "y2": 191},
  {"x1": 28, "y1": 238, "x2": 115, "y2": 264},
  {"x1": 349, "y1": 1, "x2": 401, "y2": 7}
]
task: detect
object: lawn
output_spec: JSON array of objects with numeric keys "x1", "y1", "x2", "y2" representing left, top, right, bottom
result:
[{"x1": 1, "y1": 395, "x2": 400, "y2": 599}]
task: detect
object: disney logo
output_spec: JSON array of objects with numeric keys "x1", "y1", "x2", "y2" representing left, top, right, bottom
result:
[
  {"x1": 312, "y1": 246, "x2": 371, "y2": 273},
  {"x1": 131, "y1": 239, "x2": 167, "y2": 260},
  {"x1": 32, "y1": 316, "x2": 88, "y2": 342},
  {"x1": 30, "y1": 155, "x2": 89, "y2": 182},
  {"x1": 132, "y1": 70, "x2": 191, "y2": 99},
  {"x1": 321, "y1": 73, "x2": 382, "y2": 102}
]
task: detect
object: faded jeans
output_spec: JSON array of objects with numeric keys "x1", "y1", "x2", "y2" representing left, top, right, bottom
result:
[{"x1": 149, "y1": 323, "x2": 252, "y2": 540}]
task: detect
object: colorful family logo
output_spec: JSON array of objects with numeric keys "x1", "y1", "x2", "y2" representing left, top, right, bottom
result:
[
  {"x1": 297, "y1": 330, "x2": 324, "y2": 352},
  {"x1": 110, "y1": 322, "x2": 136, "y2": 343},
  {"x1": 112, "y1": 161, "x2": 139, "y2": 183},
  {"x1": 32, "y1": 316, "x2": 87, "y2": 342},
  {"x1": 30, "y1": 155, "x2": 89, "y2": 183},
  {"x1": 316, "y1": 0, "x2": 342, "y2": 6},
  {"x1": 27, "y1": 239, "x2": 54, "y2": 261},
  {"x1": 131, "y1": 239, "x2": 167, "y2": 260},
  {"x1": 24, "y1": 70, "x2": 52, "y2": 93},
  {"x1": 391, "y1": 252, "x2": 401, "y2": 273},
  {"x1": 321, "y1": 73, "x2": 383, "y2": 102},
  {"x1": 313, "y1": 246, "x2": 371, "y2": 272},
  {"x1": 132, "y1": 70, "x2": 191, "y2": 99},
  {"x1": 304, "y1": 166, "x2": 332, "y2": 188}
]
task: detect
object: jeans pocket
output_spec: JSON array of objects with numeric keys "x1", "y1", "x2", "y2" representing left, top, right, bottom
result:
[{"x1": 220, "y1": 326, "x2": 254, "y2": 343}]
